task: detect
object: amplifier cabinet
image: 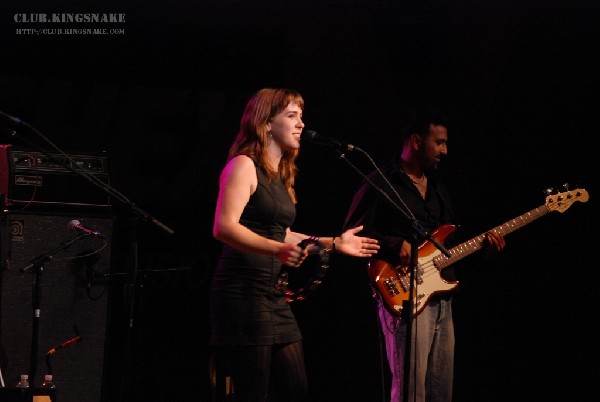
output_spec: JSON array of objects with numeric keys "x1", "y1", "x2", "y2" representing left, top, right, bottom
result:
[
  {"x1": 0, "y1": 211, "x2": 114, "y2": 402},
  {"x1": 0, "y1": 145, "x2": 111, "y2": 209}
]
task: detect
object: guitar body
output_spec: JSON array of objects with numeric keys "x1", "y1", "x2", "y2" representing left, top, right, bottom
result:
[
  {"x1": 366, "y1": 188, "x2": 589, "y2": 319},
  {"x1": 368, "y1": 224, "x2": 458, "y2": 318}
]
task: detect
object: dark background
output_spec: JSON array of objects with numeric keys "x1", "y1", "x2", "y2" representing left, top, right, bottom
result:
[{"x1": 0, "y1": 1, "x2": 598, "y2": 401}]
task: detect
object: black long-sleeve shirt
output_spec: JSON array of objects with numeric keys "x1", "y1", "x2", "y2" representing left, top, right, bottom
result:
[{"x1": 343, "y1": 157, "x2": 458, "y2": 283}]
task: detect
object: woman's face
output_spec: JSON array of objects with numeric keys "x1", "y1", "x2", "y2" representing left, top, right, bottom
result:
[{"x1": 267, "y1": 101, "x2": 304, "y2": 151}]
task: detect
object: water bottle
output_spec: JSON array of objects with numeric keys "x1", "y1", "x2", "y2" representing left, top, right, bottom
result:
[
  {"x1": 41, "y1": 374, "x2": 56, "y2": 389},
  {"x1": 16, "y1": 374, "x2": 29, "y2": 388}
]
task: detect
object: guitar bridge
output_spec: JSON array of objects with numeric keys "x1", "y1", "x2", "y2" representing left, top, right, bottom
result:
[{"x1": 416, "y1": 264, "x2": 424, "y2": 285}]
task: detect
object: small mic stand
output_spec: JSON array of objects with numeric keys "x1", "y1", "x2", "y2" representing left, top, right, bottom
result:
[
  {"x1": 331, "y1": 147, "x2": 450, "y2": 402},
  {"x1": 18, "y1": 233, "x2": 89, "y2": 388}
]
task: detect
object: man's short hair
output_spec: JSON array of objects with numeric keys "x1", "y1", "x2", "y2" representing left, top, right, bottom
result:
[{"x1": 399, "y1": 109, "x2": 449, "y2": 142}]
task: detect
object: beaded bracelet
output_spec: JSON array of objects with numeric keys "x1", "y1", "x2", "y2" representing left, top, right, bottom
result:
[{"x1": 299, "y1": 236, "x2": 322, "y2": 250}]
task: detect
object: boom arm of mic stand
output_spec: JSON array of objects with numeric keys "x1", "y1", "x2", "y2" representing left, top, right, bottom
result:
[
  {"x1": 19, "y1": 233, "x2": 89, "y2": 273},
  {"x1": 128, "y1": 202, "x2": 175, "y2": 235}
]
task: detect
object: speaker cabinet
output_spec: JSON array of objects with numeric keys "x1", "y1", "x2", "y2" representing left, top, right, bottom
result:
[{"x1": 0, "y1": 211, "x2": 113, "y2": 402}]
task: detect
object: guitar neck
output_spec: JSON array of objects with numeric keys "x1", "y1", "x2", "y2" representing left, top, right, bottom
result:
[{"x1": 435, "y1": 203, "x2": 550, "y2": 269}]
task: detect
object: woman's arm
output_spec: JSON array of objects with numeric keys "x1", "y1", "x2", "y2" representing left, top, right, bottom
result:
[
  {"x1": 286, "y1": 225, "x2": 379, "y2": 257},
  {"x1": 213, "y1": 155, "x2": 283, "y2": 254},
  {"x1": 212, "y1": 155, "x2": 304, "y2": 266}
]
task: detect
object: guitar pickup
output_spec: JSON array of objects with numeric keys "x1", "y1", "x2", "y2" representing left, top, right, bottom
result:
[{"x1": 384, "y1": 277, "x2": 401, "y2": 295}]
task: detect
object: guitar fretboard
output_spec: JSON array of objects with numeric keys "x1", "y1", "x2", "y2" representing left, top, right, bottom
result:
[{"x1": 434, "y1": 204, "x2": 550, "y2": 269}]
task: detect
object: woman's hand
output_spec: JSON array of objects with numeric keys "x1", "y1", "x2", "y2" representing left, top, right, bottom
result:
[
  {"x1": 336, "y1": 225, "x2": 380, "y2": 257},
  {"x1": 278, "y1": 243, "x2": 310, "y2": 267}
]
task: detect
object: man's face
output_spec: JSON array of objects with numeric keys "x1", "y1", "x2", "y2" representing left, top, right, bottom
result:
[{"x1": 421, "y1": 124, "x2": 448, "y2": 169}]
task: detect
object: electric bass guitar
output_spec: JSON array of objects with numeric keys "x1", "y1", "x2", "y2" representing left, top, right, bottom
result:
[{"x1": 368, "y1": 188, "x2": 589, "y2": 318}]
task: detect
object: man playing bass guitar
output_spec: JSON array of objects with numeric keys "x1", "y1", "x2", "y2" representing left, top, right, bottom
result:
[{"x1": 343, "y1": 109, "x2": 506, "y2": 402}]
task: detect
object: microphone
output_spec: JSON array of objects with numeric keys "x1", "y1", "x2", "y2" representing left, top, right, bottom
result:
[
  {"x1": 302, "y1": 129, "x2": 358, "y2": 152},
  {"x1": 0, "y1": 110, "x2": 23, "y2": 127},
  {"x1": 68, "y1": 219, "x2": 106, "y2": 239}
]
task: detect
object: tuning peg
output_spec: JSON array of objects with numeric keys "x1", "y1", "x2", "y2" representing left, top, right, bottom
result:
[
  {"x1": 543, "y1": 187, "x2": 554, "y2": 196},
  {"x1": 562, "y1": 183, "x2": 570, "y2": 191}
]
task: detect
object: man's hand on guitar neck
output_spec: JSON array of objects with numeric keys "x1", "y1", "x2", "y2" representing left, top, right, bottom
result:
[
  {"x1": 483, "y1": 231, "x2": 506, "y2": 252},
  {"x1": 398, "y1": 230, "x2": 505, "y2": 266}
]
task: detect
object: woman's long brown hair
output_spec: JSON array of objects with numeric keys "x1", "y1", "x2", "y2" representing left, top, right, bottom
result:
[{"x1": 227, "y1": 88, "x2": 304, "y2": 204}]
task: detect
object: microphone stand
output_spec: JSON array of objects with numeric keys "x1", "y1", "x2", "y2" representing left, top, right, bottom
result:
[
  {"x1": 4, "y1": 114, "x2": 174, "y2": 402},
  {"x1": 18, "y1": 233, "x2": 89, "y2": 389},
  {"x1": 329, "y1": 146, "x2": 450, "y2": 402}
]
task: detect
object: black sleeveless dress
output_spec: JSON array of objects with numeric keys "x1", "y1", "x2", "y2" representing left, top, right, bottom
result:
[{"x1": 209, "y1": 163, "x2": 300, "y2": 346}]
